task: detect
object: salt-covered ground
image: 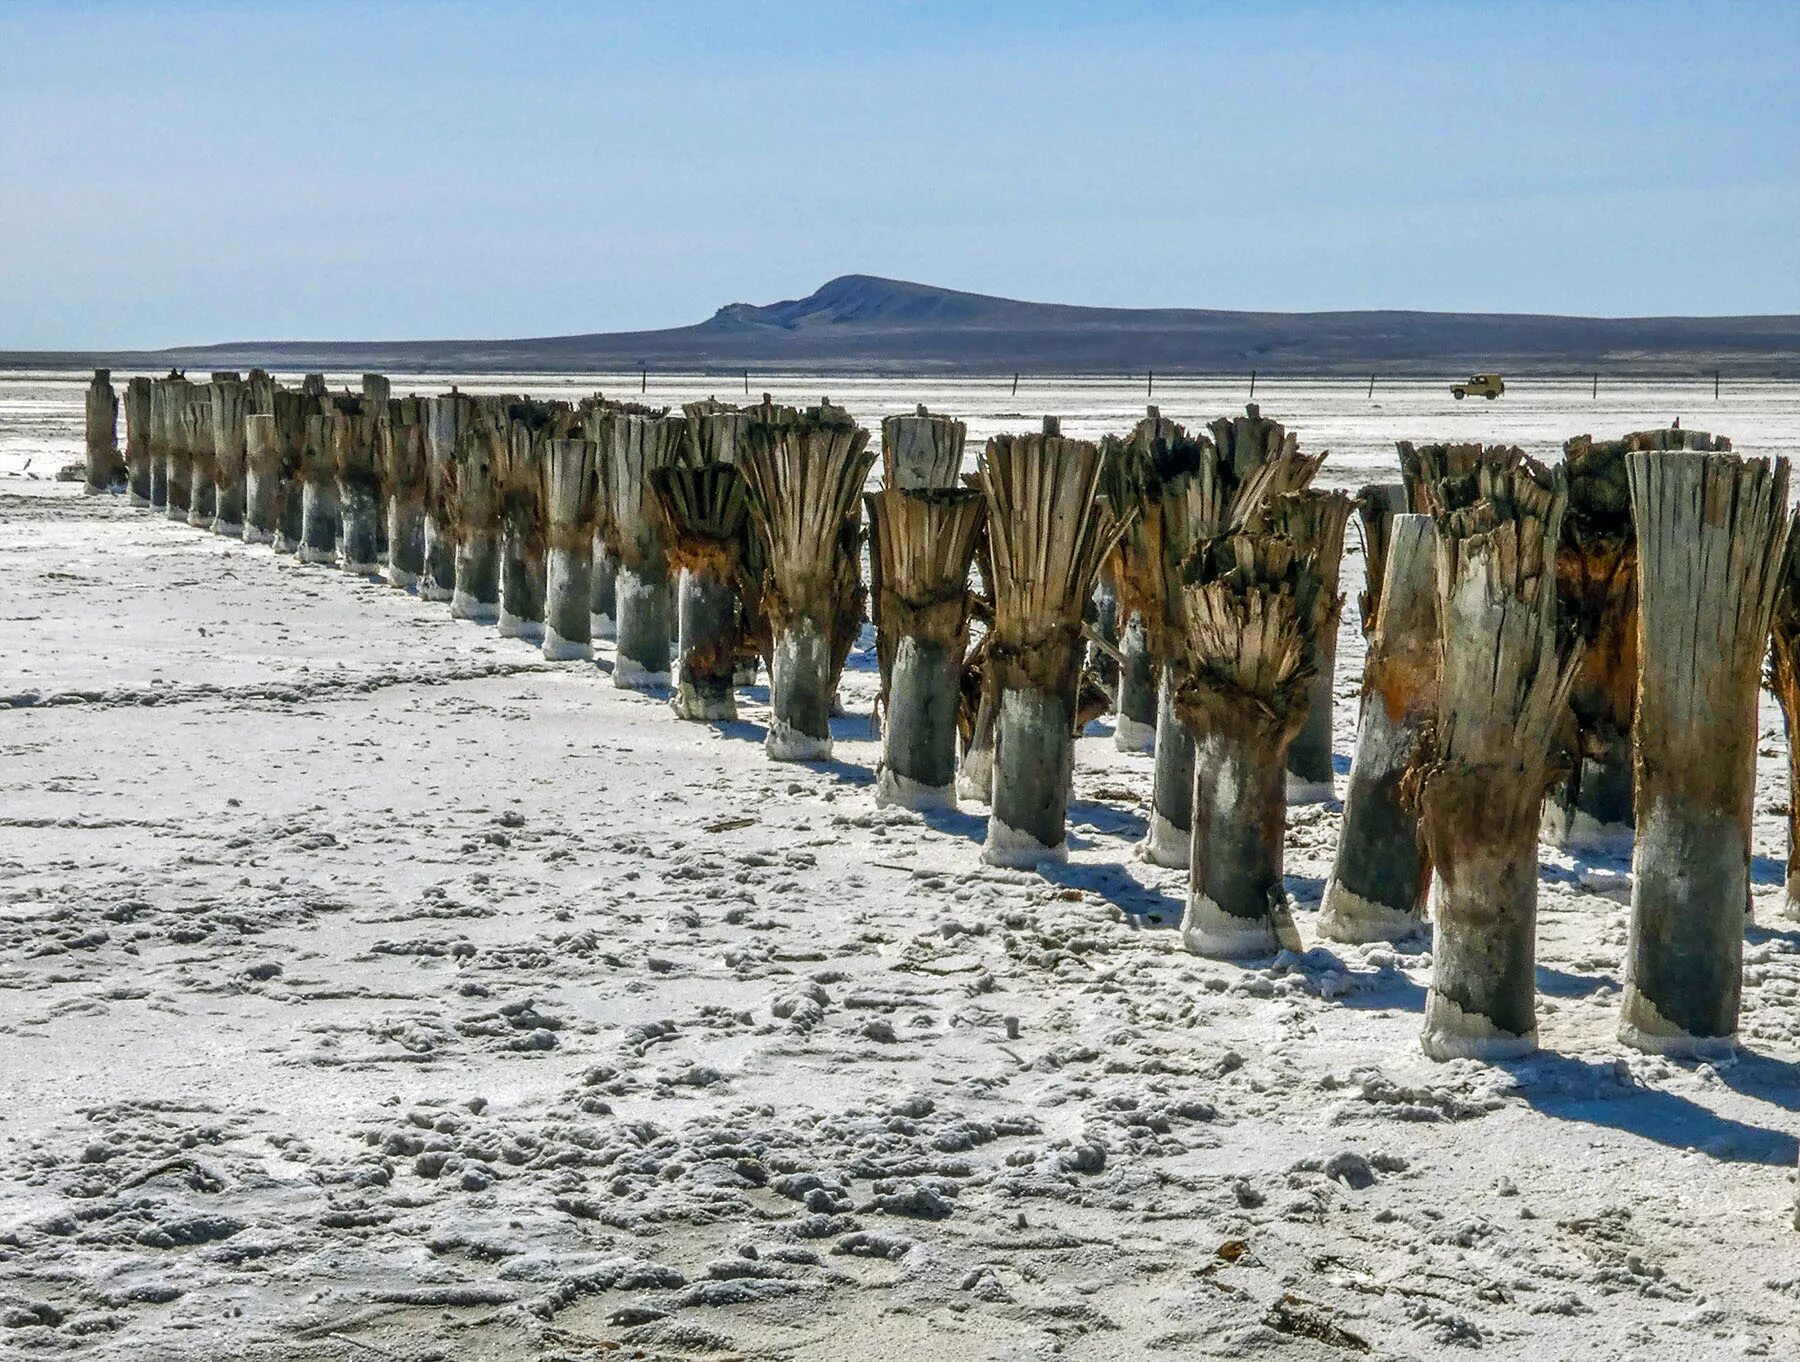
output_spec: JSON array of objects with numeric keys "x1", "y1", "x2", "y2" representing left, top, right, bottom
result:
[{"x1": 3, "y1": 373, "x2": 1799, "y2": 1360}]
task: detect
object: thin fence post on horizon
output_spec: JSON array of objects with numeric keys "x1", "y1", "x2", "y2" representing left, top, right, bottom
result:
[
  {"x1": 1249, "y1": 369, "x2": 1257, "y2": 400},
  {"x1": 1147, "y1": 369, "x2": 1153, "y2": 397},
  {"x1": 1011, "y1": 372, "x2": 1019, "y2": 397},
  {"x1": 1368, "y1": 374, "x2": 1376, "y2": 399}
]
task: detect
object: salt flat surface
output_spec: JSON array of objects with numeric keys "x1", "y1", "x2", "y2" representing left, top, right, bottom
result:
[{"x1": 3, "y1": 372, "x2": 1800, "y2": 1360}]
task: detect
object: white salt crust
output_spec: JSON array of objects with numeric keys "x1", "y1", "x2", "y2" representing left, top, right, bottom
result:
[
  {"x1": 541, "y1": 628, "x2": 592, "y2": 662},
  {"x1": 298, "y1": 545, "x2": 336, "y2": 566},
  {"x1": 1285, "y1": 776, "x2": 1335, "y2": 804},
  {"x1": 242, "y1": 526, "x2": 274, "y2": 545},
  {"x1": 766, "y1": 718, "x2": 831, "y2": 762},
  {"x1": 1180, "y1": 892, "x2": 1302, "y2": 959},
  {"x1": 128, "y1": 493, "x2": 152, "y2": 508},
  {"x1": 341, "y1": 558, "x2": 382, "y2": 578},
  {"x1": 734, "y1": 663, "x2": 760, "y2": 685},
  {"x1": 670, "y1": 681, "x2": 734, "y2": 721},
  {"x1": 418, "y1": 582, "x2": 454, "y2": 602},
  {"x1": 451, "y1": 591, "x2": 499, "y2": 624},
  {"x1": 1421, "y1": 992, "x2": 1537, "y2": 1061},
  {"x1": 1618, "y1": 986, "x2": 1738, "y2": 1058},
  {"x1": 213, "y1": 521, "x2": 244, "y2": 539},
  {"x1": 1317, "y1": 879, "x2": 1427, "y2": 944},
  {"x1": 874, "y1": 767, "x2": 955, "y2": 812},
  {"x1": 1540, "y1": 804, "x2": 1634, "y2": 854},
  {"x1": 497, "y1": 610, "x2": 545, "y2": 642},
  {"x1": 1135, "y1": 810, "x2": 1190, "y2": 869},
  {"x1": 1113, "y1": 714, "x2": 1156, "y2": 753},
  {"x1": 590, "y1": 612, "x2": 616, "y2": 641},
  {"x1": 383, "y1": 565, "x2": 419, "y2": 589},
  {"x1": 982, "y1": 815, "x2": 1067, "y2": 869},
  {"x1": 612, "y1": 656, "x2": 671, "y2": 690}
]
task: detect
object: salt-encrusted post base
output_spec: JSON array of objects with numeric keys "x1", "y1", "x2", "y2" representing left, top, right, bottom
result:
[
  {"x1": 387, "y1": 498, "x2": 427, "y2": 588},
  {"x1": 767, "y1": 616, "x2": 833, "y2": 759},
  {"x1": 543, "y1": 546, "x2": 594, "y2": 659},
  {"x1": 875, "y1": 768, "x2": 955, "y2": 812},
  {"x1": 1542, "y1": 747, "x2": 1635, "y2": 853},
  {"x1": 1421, "y1": 993, "x2": 1538, "y2": 1062},
  {"x1": 1090, "y1": 577, "x2": 1120, "y2": 690},
  {"x1": 1142, "y1": 667, "x2": 1193, "y2": 868},
  {"x1": 339, "y1": 485, "x2": 382, "y2": 576},
  {"x1": 240, "y1": 521, "x2": 271, "y2": 547},
  {"x1": 614, "y1": 563, "x2": 673, "y2": 690},
  {"x1": 277, "y1": 485, "x2": 304, "y2": 556},
  {"x1": 148, "y1": 457, "x2": 168, "y2": 509},
  {"x1": 672, "y1": 568, "x2": 737, "y2": 721},
  {"x1": 300, "y1": 482, "x2": 341, "y2": 566},
  {"x1": 882, "y1": 635, "x2": 962, "y2": 802},
  {"x1": 986, "y1": 685, "x2": 1075, "y2": 866},
  {"x1": 1114, "y1": 612, "x2": 1157, "y2": 752},
  {"x1": 1183, "y1": 726, "x2": 1301, "y2": 958},
  {"x1": 452, "y1": 533, "x2": 501, "y2": 623},
  {"x1": 591, "y1": 544, "x2": 619, "y2": 640},
  {"x1": 163, "y1": 455, "x2": 191, "y2": 519},
  {"x1": 187, "y1": 477, "x2": 217, "y2": 530},
  {"x1": 501, "y1": 535, "x2": 546, "y2": 642},
  {"x1": 213, "y1": 487, "x2": 246, "y2": 540}
]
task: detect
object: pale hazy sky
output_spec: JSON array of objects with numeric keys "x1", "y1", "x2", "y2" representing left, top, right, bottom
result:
[{"x1": 3, "y1": 0, "x2": 1796, "y2": 349}]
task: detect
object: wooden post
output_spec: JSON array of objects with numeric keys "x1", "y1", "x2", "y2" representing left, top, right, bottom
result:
[
  {"x1": 160, "y1": 376, "x2": 195, "y2": 519},
  {"x1": 1592, "y1": 373, "x2": 1598, "y2": 399},
  {"x1": 606, "y1": 411, "x2": 687, "y2": 687},
  {"x1": 744, "y1": 369, "x2": 749, "y2": 396},
  {"x1": 420, "y1": 393, "x2": 468, "y2": 599},
  {"x1": 1368, "y1": 374, "x2": 1376, "y2": 399},
  {"x1": 266, "y1": 377, "x2": 313, "y2": 553},
  {"x1": 579, "y1": 401, "x2": 620, "y2": 638},
  {"x1": 880, "y1": 409, "x2": 966, "y2": 491},
  {"x1": 1175, "y1": 517, "x2": 1335, "y2": 956},
  {"x1": 1353, "y1": 482, "x2": 1407, "y2": 638},
  {"x1": 146, "y1": 377, "x2": 171, "y2": 509},
  {"x1": 640, "y1": 365, "x2": 647, "y2": 393},
  {"x1": 1770, "y1": 552, "x2": 1800, "y2": 918},
  {"x1": 1147, "y1": 369, "x2": 1153, "y2": 397},
  {"x1": 207, "y1": 374, "x2": 248, "y2": 536},
  {"x1": 326, "y1": 394, "x2": 382, "y2": 575},
  {"x1": 123, "y1": 376, "x2": 152, "y2": 506},
  {"x1": 740, "y1": 410, "x2": 875, "y2": 755},
  {"x1": 381, "y1": 396, "x2": 429, "y2": 586},
  {"x1": 1011, "y1": 372, "x2": 1019, "y2": 396},
  {"x1": 1319, "y1": 514, "x2": 1438, "y2": 941},
  {"x1": 82, "y1": 369, "x2": 119, "y2": 495},
  {"x1": 867, "y1": 487, "x2": 986, "y2": 807},
  {"x1": 541, "y1": 436, "x2": 600, "y2": 659},
  {"x1": 448, "y1": 397, "x2": 505, "y2": 617},
  {"x1": 298, "y1": 408, "x2": 340, "y2": 564},
  {"x1": 978, "y1": 433, "x2": 1126, "y2": 864},
  {"x1": 243, "y1": 414, "x2": 280, "y2": 544},
  {"x1": 1417, "y1": 463, "x2": 1579, "y2": 1060},
  {"x1": 656, "y1": 406, "x2": 754, "y2": 716},
  {"x1": 1281, "y1": 495, "x2": 1350, "y2": 802},
  {"x1": 1621, "y1": 448, "x2": 1790, "y2": 1055},
  {"x1": 184, "y1": 376, "x2": 224, "y2": 529},
  {"x1": 1715, "y1": 369, "x2": 1721, "y2": 400},
  {"x1": 1249, "y1": 369, "x2": 1257, "y2": 400},
  {"x1": 497, "y1": 401, "x2": 558, "y2": 641}
]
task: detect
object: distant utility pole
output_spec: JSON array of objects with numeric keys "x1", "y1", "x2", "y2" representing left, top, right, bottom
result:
[
  {"x1": 1249, "y1": 369, "x2": 1258, "y2": 400},
  {"x1": 1592, "y1": 373, "x2": 1598, "y2": 399},
  {"x1": 1715, "y1": 369, "x2": 1721, "y2": 400},
  {"x1": 641, "y1": 365, "x2": 647, "y2": 393},
  {"x1": 744, "y1": 369, "x2": 749, "y2": 395},
  {"x1": 1147, "y1": 369, "x2": 1154, "y2": 397},
  {"x1": 1368, "y1": 374, "x2": 1376, "y2": 398},
  {"x1": 1011, "y1": 372, "x2": 1019, "y2": 396}
]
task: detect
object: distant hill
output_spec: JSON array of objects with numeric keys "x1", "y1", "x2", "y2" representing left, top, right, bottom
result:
[{"x1": 9, "y1": 274, "x2": 1800, "y2": 376}]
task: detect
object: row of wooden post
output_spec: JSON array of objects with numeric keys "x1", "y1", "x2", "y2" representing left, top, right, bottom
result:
[{"x1": 80, "y1": 371, "x2": 1799, "y2": 1060}]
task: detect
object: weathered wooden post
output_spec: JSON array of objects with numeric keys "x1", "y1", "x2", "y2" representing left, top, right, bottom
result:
[
  {"x1": 321, "y1": 395, "x2": 379, "y2": 573},
  {"x1": 881, "y1": 406, "x2": 965, "y2": 490},
  {"x1": 867, "y1": 487, "x2": 986, "y2": 807},
  {"x1": 655, "y1": 407, "x2": 754, "y2": 717},
  {"x1": 606, "y1": 410, "x2": 688, "y2": 686},
  {"x1": 978, "y1": 432, "x2": 1126, "y2": 863},
  {"x1": 83, "y1": 369, "x2": 120, "y2": 495},
  {"x1": 1353, "y1": 482, "x2": 1407, "y2": 639},
  {"x1": 740, "y1": 410, "x2": 876, "y2": 754},
  {"x1": 1319, "y1": 514, "x2": 1438, "y2": 941},
  {"x1": 185, "y1": 377, "x2": 226, "y2": 528},
  {"x1": 421, "y1": 393, "x2": 470, "y2": 601},
  {"x1": 1621, "y1": 448, "x2": 1790, "y2": 1055},
  {"x1": 1175, "y1": 511, "x2": 1331, "y2": 955},
  {"x1": 1772, "y1": 550, "x2": 1800, "y2": 919},
  {"x1": 541, "y1": 436, "x2": 600, "y2": 659},
  {"x1": 147, "y1": 375, "x2": 177, "y2": 509},
  {"x1": 497, "y1": 402, "x2": 558, "y2": 640},
  {"x1": 243, "y1": 413, "x2": 280, "y2": 542},
  {"x1": 1101, "y1": 413, "x2": 1167, "y2": 753},
  {"x1": 123, "y1": 376, "x2": 153, "y2": 505},
  {"x1": 579, "y1": 400, "x2": 620, "y2": 639},
  {"x1": 207, "y1": 374, "x2": 248, "y2": 536},
  {"x1": 449, "y1": 397, "x2": 506, "y2": 620},
  {"x1": 381, "y1": 396, "x2": 429, "y2": 586},
  {"x1": 271, "y1": 380, "x2": 314, "y2": 553},
  {"x1": 1416, "y1": 463, "x2": 1579, "y2": 1060},
  {"x1": 298, "y1": 407, "x2": 340, "y2": 564},
  {"x1": 162, "y1": 377, "x2": 196, "y2": 519}
]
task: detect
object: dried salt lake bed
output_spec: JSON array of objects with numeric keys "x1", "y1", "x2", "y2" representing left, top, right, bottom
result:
[{"x1": 3, "y1": 370, "x2": 1800, "y2": 1360}]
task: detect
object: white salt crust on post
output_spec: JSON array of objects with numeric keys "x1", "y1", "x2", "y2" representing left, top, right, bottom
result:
[
  {"x1": 671, "y1": 681, "x2": 734, "y2": 721},
  {"x1": 766, "y1": 717, "x2": 831, "y2": 762},
  {"x1": 497, "y1": 610, "x2": 544, "y2": 643},
  {"x1": 298, "y1": 545, "x2": 336, "y2": 566},
  {"x1": 1317, "y1": 878, "x2": 1427, "y2": 944},
  {"x1": 1617, "y1": 986, "x2": 1738, "y2": 1058},
  {"x1": 213, "y1": 520, "x2": 244, "y2": 539},
  {"x1": 342, "y1": 557, "x2": 382, "y2": 578},
  {"x1": 1421, "y1": 992, "x2": 1537, "y2": 1062},
  {"x1": 1285, "y1": 775, "x2": 1335, "y2": 804},
  {"x1": 956, "y1": 747, "x2": 994, "y2": 804},
  {"x1": 384, "y1": 564, "x2": 420, "y2": 590},
  {"x1": 1180, "y1": 891, "x2": 1301, "y2": 960},
  {"x1": 243, "y1": 525, "x2": 274, "y2": 546},
  {"x1": 874, "y1": 766, "x2": 955, "y2": 812},
  {"x1": 418, "y1": 581, "x2": 453, "y2": 602},
  {"x1": 451, "y1": 590, "x2": 499, "y2": 624},
  {"x1": 1113, "y1": 713, "x2": 1156, "y2": 753},
  {"x1": 612, "y1": 655, "x2": 671, "y2": 690},
  {"x1": 590, "y1": 612, "x2": 616, "y2": 641},
  {"x1": 982, "y1": 815, "x2": 1067, "y2": 869},
  {"x1": 1539, "y1": 804, "x2": 1633, "y2": 854},
  {"x1": 1135, "y1": 809, "x2": 1189, "y2": 869},
  {"x1": 541, "y1": 627, "x2": 592, "y2": 662}
]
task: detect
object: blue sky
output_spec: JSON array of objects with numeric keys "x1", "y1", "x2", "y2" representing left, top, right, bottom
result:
[{"x1": 2, "y1": 0, "x2": 1796, "y2": 347}]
